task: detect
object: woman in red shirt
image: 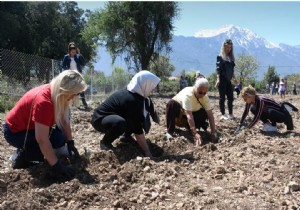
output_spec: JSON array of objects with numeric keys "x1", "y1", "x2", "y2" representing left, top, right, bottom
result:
[{"x1": 3, "y1": 70, "x2": 86, "y2": 179}]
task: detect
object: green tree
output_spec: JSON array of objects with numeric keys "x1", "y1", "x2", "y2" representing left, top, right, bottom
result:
[
  {"x1": 149, "y1": 55, "x2": 175, "y2": 81},
  {"x1": 235, "y1": 53, "x2": 259, "y2": 85},
  {"x1": 0, "y1": 2, "x2": 94, "y2": 61},
  {"x1": 112, "y1": 67, "x2": 130, "y2": 90},
  {"x1": 263, "y1": 65, "x2": 280, "y2": 85},
  {"x1": 83, "y1": 1, "x2": 179, "y2": 71},
  {"x1": 207, "y1": 72, "x2": 218, "y2": 92}
]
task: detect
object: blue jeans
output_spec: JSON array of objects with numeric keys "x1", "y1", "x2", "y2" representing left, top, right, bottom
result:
[{"x1": 3, "y1": 123, "x2": 65, "y2": 161}]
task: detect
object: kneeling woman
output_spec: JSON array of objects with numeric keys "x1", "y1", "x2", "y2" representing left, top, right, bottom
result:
[
  {"x1": 165, "y1": 78, "x2": 217, "y2": 146},
  {"x1": 237, "y1": 86, "x2": 295, "y2": 132},
  {"x1": 91, "y1": 70, "x2": 160, "y2": 160},
  {"x1": 3, "y1": 70, "x2": 86, "y2": 178}
]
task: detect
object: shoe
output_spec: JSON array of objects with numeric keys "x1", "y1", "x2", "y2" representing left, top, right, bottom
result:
[
  {"x1": 100, "y1": 141, "x2": 113, "y2": 151},
  {"x1": 119, "y1": 133, "x2": 136, "y2": 143},
  {"x1": 164, "y1": 133, "x2": 173, "y2": 141},
  {"x1": 220, "y1": 114, "x2": 229, "y2": 120},
  {"x1": 262, "y1": 123, "x2": 278, "y2": 132},
  {"x1": 11, "y1": 149, "x2": 36, "y2": 169},
  {"x1": 228, "y1": 114, "x2": 235, "y2": 120},
  {"x1": 284, "y1": 112, "x2": 294, "y2": 130}
]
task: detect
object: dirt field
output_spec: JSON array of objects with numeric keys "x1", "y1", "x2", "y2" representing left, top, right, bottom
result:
[{"x1": 0, "y1": 93, "x2": 300, "y2": 210}]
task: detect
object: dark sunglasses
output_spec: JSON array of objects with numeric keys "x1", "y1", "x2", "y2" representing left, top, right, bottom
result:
[{"x1": 198, "y1": 91, "x2": 207, "y2": 95}]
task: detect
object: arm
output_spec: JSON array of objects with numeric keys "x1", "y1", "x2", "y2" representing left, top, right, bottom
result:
[
  {"x1": 185, "y1": 110, "x2": 202, "y2": 146},
  {"x1": 61, "y1": 55, "x2": 68, "y2": 70},
  {"x1": 35, "y1": 122, "x2": 57, "y2": 166},
  {"x1": 60, "y1": 116, "x2": 72, "y2": 142},
  {"x1": 247, "y1": 99, "x2": 264, "y2": 129},
  {"x1": 215, "y1": 56, "x2": 223, "y2": 87},
  {"x1": 76, "y1": 48, "x2": 85, "y2": 66},
  {"x1": 239, "y1": 103, "x2": 250, "y2": 126},
  {"x1": 206, "y1": 109, "x2": 216, "y2": 135},
  {"x1": 134, "y1": 133, "x2": 153, "y2": 159}
]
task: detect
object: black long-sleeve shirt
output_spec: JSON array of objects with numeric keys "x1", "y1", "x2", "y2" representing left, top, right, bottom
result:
[
  {"x1": 92, "y1": 89, "x2": 144, "y2": 134},
  {"x1": 239, "y1": 95, "x2": 281, "y2": 129}
]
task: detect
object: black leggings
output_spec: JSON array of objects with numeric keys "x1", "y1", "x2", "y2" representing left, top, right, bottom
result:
[
  {"x1": 250, "y1": 106, "x2": 286, "y2": 126},
  {"x1": 166, "y1": 99, "x2": 208, "y2": 135},
  {"x1": 218, "y1": 79, "x2": 234, "y2": 115},
  {"x1": 92, "y1": 115, "x2": 126, "y2": 144}
]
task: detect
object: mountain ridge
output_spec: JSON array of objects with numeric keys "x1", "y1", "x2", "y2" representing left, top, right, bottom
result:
[{"x1": 94, "y1": 25, "x2": 300, "y2": 79}]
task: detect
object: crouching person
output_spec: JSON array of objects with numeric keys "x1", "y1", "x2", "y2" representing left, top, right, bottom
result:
[
  {"x1": 3, "y1": 70, "x2": 86, "y2": 178},
  {"x1": 91, "y1": 70, "x2": 160, "y2": 160},
  {"x1": 235, "y1": 85, "x2": 297, "y2": 133},
  {"x1": 165, "y1": 78, "x2": 217, "y2": 146}
]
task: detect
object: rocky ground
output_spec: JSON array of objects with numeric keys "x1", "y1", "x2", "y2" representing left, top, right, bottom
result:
[{"x1": 0, "y1": 93, "x2": 299, "y2": 210}]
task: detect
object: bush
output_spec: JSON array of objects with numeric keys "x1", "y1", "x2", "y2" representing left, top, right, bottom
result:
[{"x1": 0, "y1": 95, "x2": 17, "y2": 113}]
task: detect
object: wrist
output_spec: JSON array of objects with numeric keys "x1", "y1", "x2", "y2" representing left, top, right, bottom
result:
[{"x1": 191, "y1": 127, "x2": 197, "y2": 135}]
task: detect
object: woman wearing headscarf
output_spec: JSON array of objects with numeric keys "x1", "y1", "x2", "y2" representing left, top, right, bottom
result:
[{"x1": 91, "y1": 70, "x2": 160, "y2": 159}]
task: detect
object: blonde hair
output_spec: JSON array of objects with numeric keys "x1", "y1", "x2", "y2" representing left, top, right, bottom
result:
[
  {"x1": 220, "y1": 39, "x2": 235, "y2": 62},
  {"x1": 50, "y1": 70, "x2": 87, "y2": 128},
  {"x1": 241, "y1": 85, "x2": 256, "y2": 98}
]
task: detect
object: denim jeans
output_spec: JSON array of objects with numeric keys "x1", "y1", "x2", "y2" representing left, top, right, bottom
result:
[{"x1": 3, "y1": 122, "x2": 65, "y2": 161}]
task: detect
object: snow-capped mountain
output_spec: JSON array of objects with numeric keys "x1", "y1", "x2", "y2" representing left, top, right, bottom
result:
[{"x1": 94, "y1": 25, "x2": 300, "y2": 78}]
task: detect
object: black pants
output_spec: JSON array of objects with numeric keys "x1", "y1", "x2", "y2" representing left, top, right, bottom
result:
[
  {"x1": 218, "y1": 79, "x2": 234, "y2": 115},
  {"x1": 166, "y1": 99, "x2": 208, "y2": 135},
  {"x1": 250, "y1": 105, "x2": 286, "y2": 126},
  {"x1": 92, "y1": 115, "x2": 126, "y2": 144},
  {"x1": 80, "y1": 92, "x2": 88, "y2": 107},
  {"x1": 234, "y1": 88, "x2": 240, "y2": 97},
  {"x1": 293, "y1": 90, "x2": 297, "y2": 95}
]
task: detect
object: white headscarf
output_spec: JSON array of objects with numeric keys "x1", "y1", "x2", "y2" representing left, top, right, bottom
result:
[
  {"x1": 127, "y1": 70, "x2": 160, "y2": 118},
  {"x1": 127, "y1": 70, "x2": 160, "y2": 97}
]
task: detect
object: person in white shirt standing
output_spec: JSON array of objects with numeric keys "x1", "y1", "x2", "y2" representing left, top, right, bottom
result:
[{"x1": 62, "y1": 42, "x2": 88, "y2": 109}]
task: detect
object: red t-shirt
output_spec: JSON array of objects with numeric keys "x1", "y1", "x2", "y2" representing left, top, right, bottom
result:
[{"x1": 5, "y1": 84, "x2": 55, "y2": 134}]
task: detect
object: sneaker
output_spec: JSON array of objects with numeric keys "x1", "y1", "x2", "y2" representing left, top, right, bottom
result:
[
  {"x1": 11, "y1": 149, "x2": 35, "y2": 169},
  {"x1": 284, "y1": 112, "x2": 294, "y2": 130},
  {"x1": 164, "y1": 133, "x2": 173, "y2": 141},
  {"x1": 100, "y1": 141, "x2": 113, "y2": 151},
  {"x1": 262, "y1": 123, "x2": 277, "y2": 132},
  {"x1": 220, "y1": 114, "x2": 229, "y2": 120},
  {"x1": 228, "y1": 114, "x2": 235, "y2": 120}
]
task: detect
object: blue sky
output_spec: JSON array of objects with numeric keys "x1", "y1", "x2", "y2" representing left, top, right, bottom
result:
[{"x1": 77, "y1": 1, "x2": 300, "y2": 46}]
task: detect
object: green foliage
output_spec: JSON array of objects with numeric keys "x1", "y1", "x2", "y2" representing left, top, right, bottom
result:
[
  {"x1": 285, "y1": 74, "x2": 300, "y2": 91},
  {"x1": 0, "y1": 95, "x2": 17, "y2": 113},
  {"x1": 83, "y1": 1, "x2": 179, "y2": 70},
  {"x1": 160, "y1": 79, "x2": 179, "y2": 94},
  {"x1": 235, "y1": 53, "x2": 258, "y2": 85},
  {"x1": 149, "y1": 55, "x2": 175, "y2": 81},
  {"x1": 0, "y1": 2, "x2": 95, "y2": 61},
  {"x1": 207, "y1": 72, "x2": 217, "y2": 92},
  {"x1": 263, "y1": 66, "x2": 280, "y2": 86},
  {"x1": 112, "y1": 67, "x2": 130, "y2": 90}
]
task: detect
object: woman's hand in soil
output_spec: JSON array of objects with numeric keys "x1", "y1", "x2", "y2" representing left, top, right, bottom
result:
[{"x1": 194, "y1": 133, "x2": 202, "y2": 146}]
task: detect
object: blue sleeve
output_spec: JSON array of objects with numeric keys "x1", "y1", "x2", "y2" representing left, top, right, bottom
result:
[{"x1": 61, "y1": 55, "x2": 68, "y2": 70}]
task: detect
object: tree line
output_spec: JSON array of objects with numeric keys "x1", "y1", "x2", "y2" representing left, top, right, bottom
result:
[{"x1": 1, "y1": 1, "x2": 299, "y2": 92}]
